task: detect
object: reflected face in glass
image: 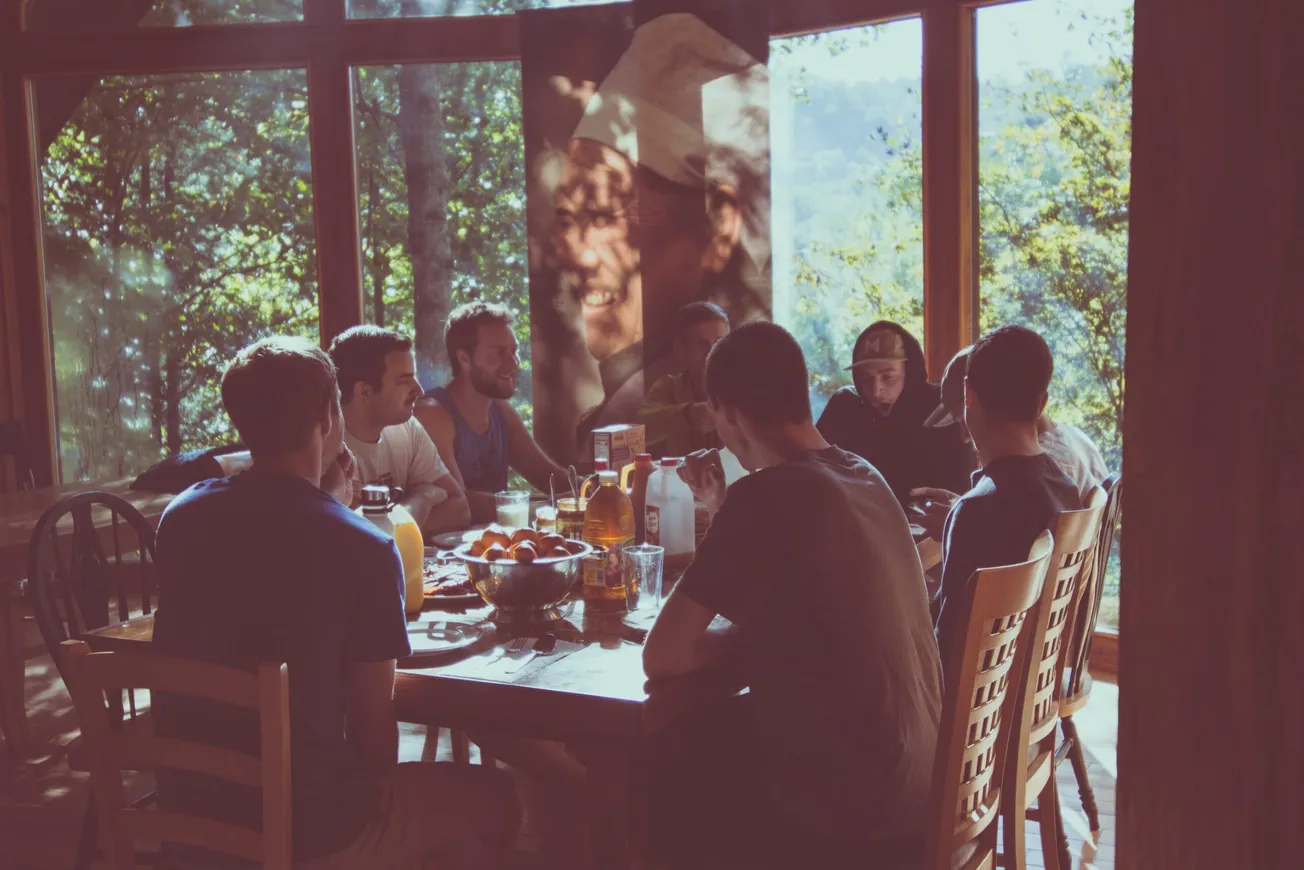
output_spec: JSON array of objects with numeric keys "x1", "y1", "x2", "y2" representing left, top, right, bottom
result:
[
  {"x1": 554, "y1": 138, "x2": 641, "y2": 363},
  {"x1": 373, "y1": 350, "x2": 423, "y2": 426},
  {"x1": 466, "y1": 322, "x2": 520, "y2": 401},
  {"x1": 853, "y1": 360, "x2": 907, "y2": 416}
]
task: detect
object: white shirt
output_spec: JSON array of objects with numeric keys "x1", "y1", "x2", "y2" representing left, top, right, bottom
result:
[
  {"x1": 346, "y1": 417, "x2": 450, "y2": 496},
  {"x1": 1040, "y1": 423, "x2": 1109, "y2": 500}
]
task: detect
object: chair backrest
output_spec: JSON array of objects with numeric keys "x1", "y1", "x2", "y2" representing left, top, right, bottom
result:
[
  {"x1": 0, "y1": 420, "x2": 37, "y2": 492},
  {"x1": 25, "y1": 491, "x2": 158, "y2": 670},
  {"x1": 1063, "y1": 473, "x2": 1122, "y2": 699},
  {"x1": 1006, "y1": 487, "x2": 1107, "y2": 810},
  {"x1": 922, "y1": 531, "x2": 1054, "y2": 870},
  {"x1": 61, "y1": 640, "x2": 291, "y2": 870}
]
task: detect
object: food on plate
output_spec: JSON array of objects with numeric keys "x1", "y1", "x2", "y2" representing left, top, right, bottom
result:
[{"x1": 421, "y1": 560, "x2": 475, "y2": 597}]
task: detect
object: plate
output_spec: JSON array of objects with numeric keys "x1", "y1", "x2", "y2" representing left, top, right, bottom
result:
[
  {"x1": 429, "y1": 529, "x2": 483, "y2": 551},
  {"x1": 422, "y1": 557, "x2": 481, "y2": 603},
  {"x1": 405, "y1": 621, "x2": 486, "y2": 658}
]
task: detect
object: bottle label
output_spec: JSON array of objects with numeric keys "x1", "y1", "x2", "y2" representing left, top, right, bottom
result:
[
  {"x1": 645, "y1": 505, "x2": 661, "y2": 546},
  {"x1": 583, "y1": 538, "x2": 633, "y2": 588}
]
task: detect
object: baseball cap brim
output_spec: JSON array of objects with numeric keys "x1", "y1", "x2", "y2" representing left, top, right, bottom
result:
[
  {"x1": 844, "y1": 358, "x2": 900, "y2": 371},
  {"x1": 923, "y1": 404, "x2": 957, "y2": 428}
]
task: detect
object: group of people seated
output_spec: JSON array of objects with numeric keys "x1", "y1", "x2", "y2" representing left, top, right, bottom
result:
[{"x1": 148, "y1": 300, "x2": 1109, "y2": 868}]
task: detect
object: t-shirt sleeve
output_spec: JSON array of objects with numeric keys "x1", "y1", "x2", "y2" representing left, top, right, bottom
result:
[
  {"x1": 347, "y1": 536, "x2": 412, "y2": 662},
  {"x1": 406, "y1": 419, "x2": 450, "y2": 486},
  {"x1": 676, "y1": 475, "x2": 787, "y2": 624},
  {"x1": 935, "y1": 498, "x2": 988, "y2": 667}
]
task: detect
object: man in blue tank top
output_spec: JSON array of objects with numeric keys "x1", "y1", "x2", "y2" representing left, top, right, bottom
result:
[{"x1": 416, "y1": 302, "x2": 571, "y2": 524}]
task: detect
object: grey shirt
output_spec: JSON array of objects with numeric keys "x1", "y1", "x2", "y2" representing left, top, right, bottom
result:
[{"x1": 679, "y1": 447, "x2": 942, "y2": 842}]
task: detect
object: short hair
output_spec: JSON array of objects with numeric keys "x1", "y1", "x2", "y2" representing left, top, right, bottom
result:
[
  {"x1": 327, "y1": 325, "x2": 411, "y2": 403},
  {"x1": 221, "y1": 337, "x2": 338, "y2": 458},
  {"x1": 704, "y1": 321, "x2": 811, "y2": 425},
  {"x1": 674, "y1": 301, "x2": 729, "y2": 338},
  {"x1": 966, "y1": 325, "x2": 1054, "y2": 422},
  {"x1": 445, "y1": 301, "x2": 516, "y2": 377}
]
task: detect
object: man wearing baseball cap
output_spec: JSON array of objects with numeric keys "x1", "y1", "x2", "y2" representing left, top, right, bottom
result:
[{"x1": 816, "y1": 320, "x2": 973, "y2": 504}]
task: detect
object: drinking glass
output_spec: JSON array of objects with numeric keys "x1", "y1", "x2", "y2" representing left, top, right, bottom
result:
[
  {"x1": 495, "y1": 491, "x2": 530, "y2": 528},
  {"x1": 534, "y1": 505, "x2": 558, "y2": 534},
  {"x1": 622, "y1": 544, "x2": 665, "y2": 613}
]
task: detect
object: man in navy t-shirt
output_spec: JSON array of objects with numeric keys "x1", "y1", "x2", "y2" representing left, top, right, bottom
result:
[
  {"x1": 153, "y1": 336, "x2": 517, "y2": 867},
  {"x1": 933, "y1": 325, "x2": 1082, "y2": 667}
]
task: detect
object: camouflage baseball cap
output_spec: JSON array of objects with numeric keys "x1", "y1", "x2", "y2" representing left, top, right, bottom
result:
[
  {"x1": 924, "y1": 345, "x2": 972, "y2": 428},
  {"x1": 844, "y1": 328, "x2": 907, "y2": 370}
]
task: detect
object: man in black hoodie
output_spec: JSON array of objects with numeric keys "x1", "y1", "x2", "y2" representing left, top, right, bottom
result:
[{"x1": 816, "y1": 321, "x2": 974, "y2": 505}]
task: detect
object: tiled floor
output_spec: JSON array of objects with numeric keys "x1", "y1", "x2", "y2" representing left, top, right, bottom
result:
[{"x1": 1, "y1": 632, "x2": 1118, "y2": 870}]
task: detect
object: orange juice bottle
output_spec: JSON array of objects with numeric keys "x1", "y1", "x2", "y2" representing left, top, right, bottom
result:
[
  {"x1": 358, "y1": 485, "x2": 424, "y2": 614},
  {"x1": 582, "y1": 471, "x2": 635, "y2": 604}
]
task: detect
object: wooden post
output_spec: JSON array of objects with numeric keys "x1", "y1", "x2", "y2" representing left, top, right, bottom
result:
[
  {"x1": 1119, "y1": 0, "x2": 1304, "y2": 866},
  {"x1": 921, "y1": 1, "x2": 978, "y2": 380},
  {"x1": 306, "y1": 0, "x2": 363, "y2": 346}
]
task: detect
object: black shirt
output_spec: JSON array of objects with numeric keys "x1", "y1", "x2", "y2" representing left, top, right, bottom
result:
[
  {"x1": 934, "y1": 453, "x2": 1082, "y2": 666},
  {"x1": 678, "y1": 447, "x2": 943, "y2": 843},
  {"x1": 152, "y1": 472, "x2": 411, "y2": 861},
  {"x1": 817, "y1": 385, "x2": 975, "y2": 504}
]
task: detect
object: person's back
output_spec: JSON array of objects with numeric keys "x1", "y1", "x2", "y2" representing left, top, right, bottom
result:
[
  {"x1": 153, "y1": 471, "x2": 408, "y2": 860},
  {"x1": 678, "y1": 447, "x2": 941, "y2": 845}
]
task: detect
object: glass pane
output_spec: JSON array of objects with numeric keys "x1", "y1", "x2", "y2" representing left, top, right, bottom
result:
[
  {"x1": 977, "y1": 0, "x2": 1133, "y2": 629},
  {"x1": 354, "y1": 62, "x2": 532, "y2": 426},
  {"x1": 25, "y1": 0, "x2": 302, "y2": 31},
  {"x1": 349, "y1": 0, "x2": 607, "y2": 19},
  {"x1": 37, "y1": 70, "x2": 317, "y2": 482},
  {"x1": 770, "y1": 19, "x2": 924, "y2": 419}
]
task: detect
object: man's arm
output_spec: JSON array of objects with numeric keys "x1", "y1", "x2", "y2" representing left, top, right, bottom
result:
[
  {"x1": 637, "y1": 374, "x2": 701, "y2": 453},
  {"x1": 345, "y1": 659, "x2": 399, "y2": 767},
  {"x1": 501, "y1": 400, "x2": 570, "y2": 498},
  {"x1": 408, "y1": 474, "x2": 471, "y2": 535},
  {"x1": 642, "y1": 586, "x2": 741, "y2": 680}
]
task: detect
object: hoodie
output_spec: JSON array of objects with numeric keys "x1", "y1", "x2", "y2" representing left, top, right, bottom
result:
[{"x1": 816, "y1": 321, "x2": 975, "y2": 504}]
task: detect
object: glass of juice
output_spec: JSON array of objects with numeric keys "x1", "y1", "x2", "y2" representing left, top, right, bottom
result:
[{"x1": 495, "y1": 490, "x2": 530, "y2": 528}]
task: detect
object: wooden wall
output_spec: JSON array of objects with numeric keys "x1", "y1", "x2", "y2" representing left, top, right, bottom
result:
[{"x1": 1119, "y1": 0, "x2": 1304, "y2": 866}]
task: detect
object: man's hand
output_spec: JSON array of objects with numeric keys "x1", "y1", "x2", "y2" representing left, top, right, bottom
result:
[
  {"x1": 909, "y1": 487, "x2": 959, "y2": 541},
  {"x1": 321, "y1": 447, "x2": 358, "y2": 506},
  {"x1": 678, "y1": 449, "x2": 727, "y2": 518},
  {"x1": 685, "y1": 402, "x2": 716, "y2": 435}
]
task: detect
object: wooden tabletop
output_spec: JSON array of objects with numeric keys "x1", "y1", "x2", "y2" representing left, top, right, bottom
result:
[{"x1": 0, "y1": 479, "x2": 175, "y2": 586}]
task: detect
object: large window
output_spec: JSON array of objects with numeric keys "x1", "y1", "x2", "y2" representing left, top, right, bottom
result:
[
  {"x1": 770, "y1": 19, "x2": 924, "y2": 419},
  {"x1": 978, "y1": 0, "x2": 1133, "y2": 628},
  {"x1": 25, "y1": 0, "x2": 303, "y2": 31},
  {"x1": 349, "y1": 0, "x2": 608, "y2": 19},
  {"x1": 37, "y1": 70, "x2": 317, "y2": 481},
  {"x1": 353, "y1": 61, "x2": 531, "y2": 422}
]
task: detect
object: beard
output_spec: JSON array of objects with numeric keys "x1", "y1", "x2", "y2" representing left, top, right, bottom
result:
[{"x1": 469, "y1": 366, "x2": 516, "y2": 400}]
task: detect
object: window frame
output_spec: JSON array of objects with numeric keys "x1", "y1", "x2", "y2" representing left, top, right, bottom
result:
[{"x1": 0, "y1": 0, "x2": 1005, "y2": 483}]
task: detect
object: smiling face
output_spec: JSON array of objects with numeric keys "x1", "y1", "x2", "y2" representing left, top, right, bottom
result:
[
  {"x1": 463, "y1": 321, "x2": 520, "y2": 400},
  {"x1": 554, "y1": 138, "x2": 642, "y2": 363}
]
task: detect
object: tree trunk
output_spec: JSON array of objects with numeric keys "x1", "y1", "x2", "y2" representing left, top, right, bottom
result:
[
  {"x1": 368, "y1": 167, "x2": 385, "y2": 326},
  {"x1": 163, "y1": 348, "x2": 181, "y2": 454},
  {"x1": 397, "y1": 22, "x2": 452, "y2": 389}
]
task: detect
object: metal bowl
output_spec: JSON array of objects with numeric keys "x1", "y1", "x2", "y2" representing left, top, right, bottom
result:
[{"x1": 452, "y1": 540, "x2": 593, "y2": 624}]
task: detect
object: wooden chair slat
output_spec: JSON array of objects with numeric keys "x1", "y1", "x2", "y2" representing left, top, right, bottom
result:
[
  {"x1": 118, "y1": 809, "x2": 264, "y2": 863},
  {"x1": 78, "y1": 650, "x2": 261, "y2": 709},
  {"x1": 108, "y1": 734, "x2": 262, "y2": 788}
]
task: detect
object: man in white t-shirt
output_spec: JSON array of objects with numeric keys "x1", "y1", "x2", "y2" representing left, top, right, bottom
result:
[
  {"x1": 329, "y1": 326, "x2": 471, "y2": 536},
  {"x1": 911, "y1": 344, "x2": 1111, "y2": 536}
]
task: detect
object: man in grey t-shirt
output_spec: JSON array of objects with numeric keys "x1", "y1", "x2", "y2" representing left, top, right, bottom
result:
[{"x1": 644, "y1": 323, "x2": 941, "y2": 868}]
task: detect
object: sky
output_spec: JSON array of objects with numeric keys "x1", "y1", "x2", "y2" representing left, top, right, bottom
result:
[{"x1": 774, "y1": 0, "x2": 1133, "y2": 85}]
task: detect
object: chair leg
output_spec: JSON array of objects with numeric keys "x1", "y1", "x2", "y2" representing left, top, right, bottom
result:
[
  {"x1": 0, "y1": 589, "x2": 29, "y2": 756},
  {"x1": 420, "y1": 726, "x2": 440, "y2": 762},
  {"x1": 1061, "y1": 716, "x2": 1101, "y2": 836},
  {"x1": 1036, "y1": 779, "x2": 1065, "y2": 870},
  {"x1": 74, "y1": 796, "x2": 98, "y2": 870},
  {"x1": 451, "y1": 728, "x2": 470, "y2": 765}
]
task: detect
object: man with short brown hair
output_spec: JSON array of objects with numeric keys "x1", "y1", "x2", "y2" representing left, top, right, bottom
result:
[{"x1": 153, "y1": 336, "x2": 518, "y2": 868}]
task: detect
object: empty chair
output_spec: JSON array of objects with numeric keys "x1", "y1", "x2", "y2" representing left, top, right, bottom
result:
[
  {"x1": 1057, "y1": 472, "x2": 1122, "y2": 839},
  {"x1": 1000, "y1": 487, "x2": 1107, "y2": 870},
  {"x1": 61, "y1": 639, "x2": 291, "y2": 869},
  {"x1": 923, "y1": 531, "x2": 1054, "y2": 870}
]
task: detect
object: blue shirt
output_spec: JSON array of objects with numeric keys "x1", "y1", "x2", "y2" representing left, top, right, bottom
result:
[
  {"x1": 152, "y1": 471, "x2": 410, "y2": 861},
  {"x1": 427, "y1": 385, "x2": 510, "y2": 494}
]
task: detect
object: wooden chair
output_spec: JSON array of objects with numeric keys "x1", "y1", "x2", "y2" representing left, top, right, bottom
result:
[
  {"x1": 61, "y1": 640, "x2": 291, "y2": 870},
  {"x1": 25, "y1": 491, "x2": 159, "y2": 867},
  {"x1": 922, "y1": 531, "x2": 1054, "y2": 870},
  {"x1": 999, "y1": 488, "x2": 1107, "y2": 870},
  {"x1": 1056, "y1": 473, "x2": 1122, "y2": 840}
]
